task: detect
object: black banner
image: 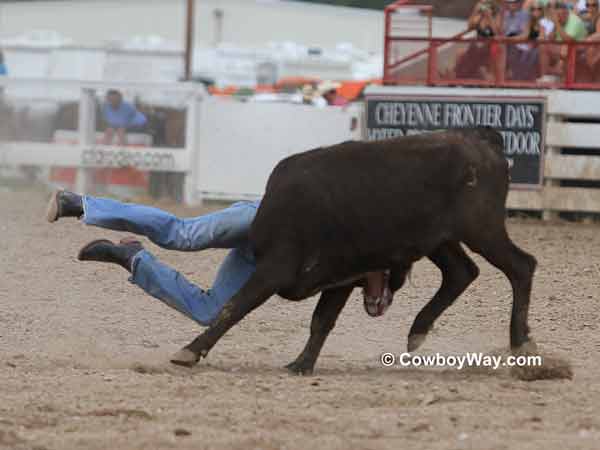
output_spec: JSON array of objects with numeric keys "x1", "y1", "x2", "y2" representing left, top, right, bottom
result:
[{"x1": 365, "y1": 96, "x2": 546, "y2": 188}]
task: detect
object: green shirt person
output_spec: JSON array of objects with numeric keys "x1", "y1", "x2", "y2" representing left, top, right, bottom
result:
[{"x1": 549, "y1": 1, "x2": 588, "y2": 41}]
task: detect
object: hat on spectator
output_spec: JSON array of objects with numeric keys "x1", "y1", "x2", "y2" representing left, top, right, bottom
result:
[{"x1": 317, "y1": 80, "x2": 341, "y2": 95}]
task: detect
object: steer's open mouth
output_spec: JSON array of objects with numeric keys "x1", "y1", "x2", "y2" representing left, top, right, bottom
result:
[
  {"x1": 363, "y1": 271, "x2": 393, "y2": 317},
  {"x1": 363, "y1": 287, "x2": 393, "y2": 317}
]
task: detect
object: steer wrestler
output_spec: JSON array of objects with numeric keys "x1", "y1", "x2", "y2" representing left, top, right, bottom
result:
[{"x1": 46, "y1": 191, "x2": 392, "y2": 326}]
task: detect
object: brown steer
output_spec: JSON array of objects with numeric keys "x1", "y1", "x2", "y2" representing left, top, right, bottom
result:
[{"x1": 172, "y1": 128, "x2": 537, "y2": 375}]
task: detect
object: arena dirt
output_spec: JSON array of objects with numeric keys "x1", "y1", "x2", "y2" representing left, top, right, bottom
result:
[{"x1": 1, "y1": 188, "x2": 599, "y2": 450}]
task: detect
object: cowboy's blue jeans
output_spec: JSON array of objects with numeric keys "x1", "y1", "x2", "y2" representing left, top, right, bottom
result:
[{"x1": 82, "y1": 196, "x2": 260, "y2": 326}]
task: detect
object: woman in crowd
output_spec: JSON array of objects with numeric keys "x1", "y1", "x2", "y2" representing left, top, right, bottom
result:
[
  {"x1": 507, "y1": 0, "x2": 554, "y2": 80},
  {"x1": 580, "y1": 0, "x2": 600, "y2": 33},
  {"x1": 537, "y1": 1, "x2": 588, "y2": 82},
  {"x1": 452, "y1": 0, "x2": 501, "y2": 80},
  {"x1": 582, "y1": 0, "x2": 600, "y2": 78}
]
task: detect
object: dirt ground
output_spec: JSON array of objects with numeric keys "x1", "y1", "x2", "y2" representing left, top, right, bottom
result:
[{"x1": 1, "y1": 186, "x2": 600, "y2": 450}]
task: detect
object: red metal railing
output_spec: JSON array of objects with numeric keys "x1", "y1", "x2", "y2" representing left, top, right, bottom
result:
[
  {"x1": 383, "y1": 2, "x2": 600, "y2": 90},
  {"x1": 383, "y1": 0, "x2": 433, "y2": 82},
  {"x1": 385, "y1": 36, "x2": 600, "y2": 89}
]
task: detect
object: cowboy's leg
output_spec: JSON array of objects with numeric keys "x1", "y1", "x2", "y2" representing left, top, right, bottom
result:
[
  {"x1": 130, "y1": 244, "x2": 256, "y2": 326},
  {"x1": 83, "y1": 196, "x2": 259, "y2": 250}
]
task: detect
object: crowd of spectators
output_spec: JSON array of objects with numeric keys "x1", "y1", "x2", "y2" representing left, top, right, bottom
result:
[{"x1": 451, "y1": 0, "x2": 600, "y2": 83}]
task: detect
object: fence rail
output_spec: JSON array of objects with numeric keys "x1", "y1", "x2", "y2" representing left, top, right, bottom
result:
[
  {"x1": 0, "y1": 78, "x2": 205, "y2": 204},
  {"x1": 0, "y1": 77, "x2": 362, "y2": 204},
  {"x1": 384, "y1": 36, "x2": 600, "y2": 90},
  {"x1": 0, "y1": 142, "x2": 189, "y2": 171}
]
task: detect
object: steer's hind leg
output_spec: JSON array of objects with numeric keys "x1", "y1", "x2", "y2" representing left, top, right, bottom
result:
[
  {"x1": 286, "y1": 285, "x2": 353, "y2": 375},
  {"x1": 170, "y1": 258, "x2": 292, "y2": 367},
  {"x1": 470, "y1": 231, "x2": 537, "y2": 352},
  {"x1": 408, "y1": 242, "x2": 479, "y2": 352}
]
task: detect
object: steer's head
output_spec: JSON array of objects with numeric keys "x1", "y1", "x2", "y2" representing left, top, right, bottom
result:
[
  {"x1": 363, "y1": 270, "x2": 394, "y2": 317},
  {"x1": 362, "y1": 266, "x2": 411, "y2": 317}
]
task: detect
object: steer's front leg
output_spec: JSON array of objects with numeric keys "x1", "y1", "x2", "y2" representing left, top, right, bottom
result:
[
  {"x1": 170, "y1": 264, "x2": 282, "y2": 367},
  {"x1": 286, "y1": 285, "x2": 353, "y2": 375}
]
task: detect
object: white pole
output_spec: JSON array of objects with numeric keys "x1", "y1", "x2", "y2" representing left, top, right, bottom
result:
[
  {"x1": 183, "y1": 89, "x2": 203, "y2": 206},
  {"x1": 74, "y1": 87, "x2": 96, "y2": 194}
]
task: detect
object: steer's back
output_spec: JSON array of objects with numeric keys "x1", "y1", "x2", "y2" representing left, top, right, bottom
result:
[{"x1": 251, "y1": 128, "x2": 508, "y2": 279}]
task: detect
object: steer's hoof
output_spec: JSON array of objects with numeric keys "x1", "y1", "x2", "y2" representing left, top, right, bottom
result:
[
  {"x1": 285, "y1": 360, "x2": 314, "y2": 376},
  {"x1": 170, "y1": 348, "x2": 200, "y2": 368},
  {"x1": 407, "y1": 333, "x2": 428, "y2": 353},
  {"x1": 512, "y1": 339, "x2": 538, "y2": 357},
  {"x1": 510, "y1": 339, "x2": 573, "y2": 382}
]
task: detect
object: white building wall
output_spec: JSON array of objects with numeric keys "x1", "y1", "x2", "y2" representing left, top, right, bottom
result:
[
  {"x1": 0, "y1": 0, "x2": 386, "y2": 54},
  {"x1": 195, "y1": 96, "x2": 362, "y2": 199}
]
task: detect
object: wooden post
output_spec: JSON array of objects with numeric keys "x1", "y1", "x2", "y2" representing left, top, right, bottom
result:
[
  {"x1": 382, "y1": 6, "x2": 391, "y2": 84},
  {"x1": 184, "y1": 0, "x2": 195, "y2": 81},
  {"x1": 75, "y1": 88, "x2": 96, "y2": 194},
  {"x1": 183, "y1": 90, "x2": 203, "y2": 206}
]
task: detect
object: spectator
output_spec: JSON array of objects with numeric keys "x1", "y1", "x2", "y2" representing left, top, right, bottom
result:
[
  {"x1": 507, "y1": 0, "x2": 553, "y2": 80},
  {"x1": 316, "y1": 81, "x2": 348, "y2": 107},
  {"x1": 530, "y1": 1, "x2": 556, "y2": 38},
  {"x1": 0, "y1": 51, "x2": 7, "y2": 103},
  {"x1": 102, "y1": 89, "x2": 147, "y2": 145},
  {"x1": 574, "y1": 0, "x2": 588, "y2": 12},
  {"x1": 550, "y1": 1, "x2": 588, "y2": 39},
  {"x1": 504, "y1": 0, "x2": 531, "y2": 37},
  {"x1": 452, "y1": 0, "x2": 501, "y2": 80},
  {"x1": 538, "y1": 1, "x2": 588, "y2": 81},
  {"x1": 300, "y1": 83, "x2": 327, "y2": 107},
  {"x1": 502, "y1": 0, "x2": 530, "y2": 80},
  {"x1": 301, "y1": 84, "x2": 315, "y2": 105},
  {"x1": 525, "y1": 0, "x2": 579, "y2": 14},
  {"x1": 582, "y1": 0, "x2": 600, "y2": 75},
  {"x1": 0, "y1": 50, "x2": 7, "y2": 76},
  {"x1": 581, "y1": 0, "x2": 600, "y2": 33}
]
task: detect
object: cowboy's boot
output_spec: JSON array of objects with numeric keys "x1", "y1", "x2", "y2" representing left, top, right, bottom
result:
[
  {"x1": 77, "y1": 238, "x2": 144, "y2": 272},
  {"x1": 46, "y1": 190, "x2": 84, "y2": 222}
]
